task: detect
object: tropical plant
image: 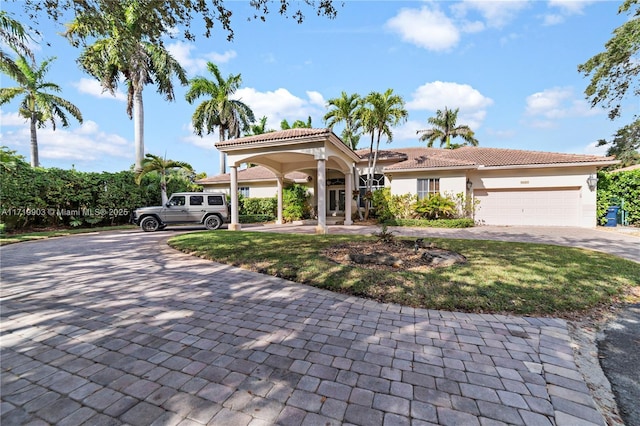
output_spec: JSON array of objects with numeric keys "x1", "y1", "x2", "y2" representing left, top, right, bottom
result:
[
  {"x1": 283, "y1": 184, "x2": 311, "y2": 222},
  {"x1": 360, "y1": 89, "x2": 408, "y2": 219},
  {"x1": 597, "y1": 118, "x2": 640, "y2": 168},
  {"x1": 281, "y1": 116, "x2": 312, "y2": 130},
  {"x1": 185, "y1": 61, "x2": 255, "y2": 175},
  {"x1": 246, "y1": 116, "x2": 274, "y2": 136},
  {"x1": 135, "y1": 153, "x2": 194, "y2": 205},
  {"x1": 0, "y1": 54, "x2": 83, "y2": 167},
  {"x1": 0, "y1": 11, "x2": 34, "y2": 77},
  {"x1": 414, "y1": 193, "x2": 457, "y2": 220},
  {"x1": 324, "y1": 91, "x2": 362, "y2": 150},
  {"x1": 578, "y1": 0, "x2": 639, "y2": 120},
  {"x1": 417, "y1": 107, "x2": 478, "y2": 149},
  {"x1": 597, "y1": 169, "x2": 640, "y2": 225},
  {"x1": 65, "y1": 1, "x2": 188, "y2": 171}
]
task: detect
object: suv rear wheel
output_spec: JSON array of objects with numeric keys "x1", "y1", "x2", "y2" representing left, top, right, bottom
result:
[
  {"x1": 140, "y1": 216, "x2": 161, "y2": 232},
  {"x1": 204, "y1": 215, "x2": 222, "y2": 230}
]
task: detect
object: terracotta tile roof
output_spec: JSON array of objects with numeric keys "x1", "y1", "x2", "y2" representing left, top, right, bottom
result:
[
  {"x1": 215, "y1": 128, "x2": 333, "y2": 148},
  {"x1": 354, "y1": 147, "x2": 616, "y2": 170},
  {"x1": 196, "y1": 166, "x2": 309, "y2": 184}
]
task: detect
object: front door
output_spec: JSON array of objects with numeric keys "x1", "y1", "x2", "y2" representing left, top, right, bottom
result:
[{"x1": 328, "y1": 187, "x2": 346, "y2": 216}]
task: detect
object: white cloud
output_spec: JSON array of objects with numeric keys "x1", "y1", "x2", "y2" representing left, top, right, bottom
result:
[
  {"x1": 0, "y1": 113, "x2": 132, "y2": 162},
  {"x1": 385, "y1": 6, "x2": 460, "y2": 51},
  {"x1": 407, "y1": 81, "x2": 494, "y2": 111},
  {"x1": 167, "y1": 41, "x2": 237, "y2": 74},
  {"x1": 233, "y1": 87, "x2": 326, "y2": 129},
  {"x1": 582, "y1": 140, "x2": 608, "y2": 156},
  {"x1": 181, "y1": 123, "x2": 219, "y2": 149},
  {"x1": 542, "y1": 0, "x2": 595, "y2": 25},
  {"x1": 73, "y1": 78, "x2": 126, "y2": 101},
  {"x1": 452, "y1": 0, "x2": 531, "y2": 29},
  {"x1": 525, "y1": 86, "x2": 599, "y2": 119}
]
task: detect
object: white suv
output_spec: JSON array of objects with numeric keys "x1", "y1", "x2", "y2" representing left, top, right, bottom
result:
[{"x1": 132, "y1": 192, "x2": 229, "y2": 232}]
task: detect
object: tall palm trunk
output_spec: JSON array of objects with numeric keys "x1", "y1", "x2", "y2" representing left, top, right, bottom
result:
[
  {"x1": 160, "y1": 171, "x2": 168, "y2": 205},
  {"x1": 29, "y1": 111, "x2": 39, "y2": 167},
  {"x1": 219, "y1": 127, "x2": 226, "y2": 174},
  {"x1": 134, "y1": 89, "x2": 144, "y2": 171}
]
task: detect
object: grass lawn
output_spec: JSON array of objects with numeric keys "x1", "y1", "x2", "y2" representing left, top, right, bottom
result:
[
  {"x1": 0, "y1": 225, "x2": 136, "y2": 245},
  {"x1": 168, "y1": 231, "x2": 640, "y2": 317}
]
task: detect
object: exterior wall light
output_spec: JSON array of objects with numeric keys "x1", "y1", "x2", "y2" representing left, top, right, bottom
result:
[
  {"x1": 466, "y1": 179, "x2": 473, "y2": 190},
  {"x1": 587, "y1": 174, "x2": 598, "y2": 191}
]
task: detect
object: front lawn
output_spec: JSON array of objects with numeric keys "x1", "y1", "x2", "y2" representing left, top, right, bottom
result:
[{"x1": 168, "y1": 231, "x2": 639, "y2": 317}]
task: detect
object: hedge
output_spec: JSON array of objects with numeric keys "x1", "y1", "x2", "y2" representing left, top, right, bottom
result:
[{"x1": 383, "y1": 218, "x2": 475, "y2": 228}]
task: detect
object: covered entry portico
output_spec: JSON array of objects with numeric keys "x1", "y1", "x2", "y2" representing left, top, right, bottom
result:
[{"x1": 215, "y1": 128, "x2": 360, "y2": 234}]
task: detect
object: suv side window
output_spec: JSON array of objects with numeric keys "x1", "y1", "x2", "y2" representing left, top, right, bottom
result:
[
  {"x1": 168, "y1": 196, "x2": 186, "y2": 206},
  {"x1": 207, "y1": 195, "x2": 224, "y2": 206},
  {"x1": 190, "y1": 195, "x2": 204, "y2": 206}
]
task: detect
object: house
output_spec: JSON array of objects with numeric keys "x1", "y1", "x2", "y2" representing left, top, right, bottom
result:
[{"x1": 197, "y1": 128, "x2": 618, "y2": 233}]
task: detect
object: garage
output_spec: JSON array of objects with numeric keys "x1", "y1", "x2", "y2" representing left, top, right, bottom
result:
[{"x1": 473, "y1": 188, "x2": 581, "y2": 226}]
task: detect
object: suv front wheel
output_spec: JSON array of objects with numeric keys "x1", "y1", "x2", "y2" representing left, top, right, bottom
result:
[
  {"x1": 140, "y1": 216, "x2": 161, "y2": 232},
  {"x1": 204, "y1": 215, "x2": 222, "y2": 230}
]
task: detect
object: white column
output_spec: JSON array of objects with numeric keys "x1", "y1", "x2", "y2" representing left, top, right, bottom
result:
[
  {"x1": 276, "y1": 174, "x2": 284, "y2": 225},
  {"x1": 316, "y1": 159, "x2": 327, "y2": 234},
  {"x1": 345, "y1": 171, "x2": 353, "y2": 226},
  {"x1": 229, "y1": 165, "x2": 241, "y2": 230}
]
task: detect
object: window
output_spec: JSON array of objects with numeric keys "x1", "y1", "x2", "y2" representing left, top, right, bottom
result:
[
  {"x1": 358, "y1": 174, "x2": 385, "y2": 207},
  {"x1": 190, "y1": 195, "x2": 204, "y2": 206},
  {"x1": 207, "y1": 195, "x2": 224, "y2": 206},
  {"x1": 238, "y1": 187, "x2": 250, "y2": 198},
  {"x1": 417, "y1": 178, "x2": 440, "y2": 200},
  {"x1": 168, "y1": 196, "x2": 185, "y2": 206}
]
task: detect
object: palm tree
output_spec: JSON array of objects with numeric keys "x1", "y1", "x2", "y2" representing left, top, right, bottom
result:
[
  {"x1": 65, "y1": 1, "x2": 188, "y2": 171},
  {"x1": 361, "y1": 89, "x2": 408, "y2": 218},
  {"x1": 0, "y1": 11, "x2": 34, "y2": 77},
  {"x1": 246, "y1": 116, "x2": 274, "y2": 136},
  {"x1": 417, "y1": 107, "x2": 478, "y2": 149},
  {"x1": 280, "y1": 116, "x2": 312, "y2": 130},
  {"x1": 0, "y1": 55, "x2": 83, "y2": 167},
  {"x1": 135, "y1": 153, "x2": 194, "y2": 205},
  {"x1": 324, "y1": 91, "x2": 362, "y2": 150},
  {"x1": 185, "y1": 62, "x2": 255, "y2": 175}
]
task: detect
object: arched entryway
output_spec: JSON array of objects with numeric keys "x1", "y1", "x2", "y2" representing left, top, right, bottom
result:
[{"x1": 215, "y1": 128, "x2": 361, "y2": 234}]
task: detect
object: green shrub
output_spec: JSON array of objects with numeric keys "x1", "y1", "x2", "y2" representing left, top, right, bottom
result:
[
  {"x1": 597, "y1": 169, "x2": 640, "y2": 226},
  {"x1": 239, "y1": 214, "x2": 274, "y2": 223},
  {"x1": 384, "y1": 218, "x2": 475, "y2": 228},
  {"x1": 414, "y1": 193, "x2": 457, "y2": 219},
  {"x1": 283, "y1": 184, "x2": 311, "y2": 222},
  {"x1": 242, "y1": 197, "x2": 277, "y2": 216}
]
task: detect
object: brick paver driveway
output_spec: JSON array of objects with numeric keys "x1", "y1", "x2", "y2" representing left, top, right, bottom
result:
[{"x1": 1, "y1": 229, "x2": 612, "y2": 425}]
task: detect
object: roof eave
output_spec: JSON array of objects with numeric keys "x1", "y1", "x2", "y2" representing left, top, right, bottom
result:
[
  {"x1": 478, "y1": 160, "x2": 620, "y2": 170},
  {"x1": 383, "y1": 165, "x2": 479, "y2": 173}
]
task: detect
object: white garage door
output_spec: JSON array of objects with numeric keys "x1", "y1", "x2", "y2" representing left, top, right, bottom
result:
[{"x1": 474, "y1": 188, "x2": 580, "y2": 226}]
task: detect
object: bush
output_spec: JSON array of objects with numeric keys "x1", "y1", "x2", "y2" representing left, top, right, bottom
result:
[
  {"x1": 414, "y1": 193, "x2": 457, "y2": 219},
  {"x1": 384, "y1": 218, "x2": 475, "y2": 228},
  {"x1": 239, "y1": 214, "x2": 274, "y2": 223},
  {"x1": 283, "y1": 184, "x2": 311, "y2": 222},
  {"x1": 0, "y1": 154, "x2": 197, "y2": 231},
  {"x1": 241, "y1": 197, "x2": 277, "y2": 216},
  {"x1": 597, "y1": 169, "x2": 640, "y2": 226}
]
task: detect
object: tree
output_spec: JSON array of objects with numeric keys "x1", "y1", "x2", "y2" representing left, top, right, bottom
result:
[
  {"x1": 361, "y1": 89, "x2": 408, "y2": 219},
  {"x1": 324, "y1": 91, "x2": 362, "y2": 150},
  {"x1": 281, "y1": 116, "x2": 312, "y2": 130},
  {"x1": 65, "y1": 1, "x2": 188, "y2": 171},
  {"x1": 597, "y1": 119, "x2": 640, "y2": 168},
  {"x1": 578, "y1": 0, "x2": 640, "y2": 120},
  {"x1": 417, "y1": 107, "x2": 478, "y2": 149},
  {"x1": 0, "y1": 11, "x2": 34, "y2": 77},
  {"x1": 246, "y1": 116, "x2": 274, "y2": 136},
  {"x1": 24, "y1": 0, "x2": 338, "y2": 44},
  {"x1": 185, "y1": 61, "x2": 255, "y2": 174},
  {"x1": 0, "y1": 54, "x2": 83, "y2": 167},
  {"x1": 135, "y1": 153, "x2": 194, "y2": 205}
]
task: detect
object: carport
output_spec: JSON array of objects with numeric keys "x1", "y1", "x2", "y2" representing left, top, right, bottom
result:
[{"x1": 215, "y1": 128, "x2": 361, "y2": 234}]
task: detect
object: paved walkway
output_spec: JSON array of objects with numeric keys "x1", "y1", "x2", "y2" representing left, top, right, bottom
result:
[{"x1": 1, "y1": 226, "x2": 635, "y2": 425}]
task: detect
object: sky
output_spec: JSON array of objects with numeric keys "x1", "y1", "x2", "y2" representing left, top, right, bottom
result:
[{"x1": 1, "y1": 0, "x2": 637, "y2": 177}]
